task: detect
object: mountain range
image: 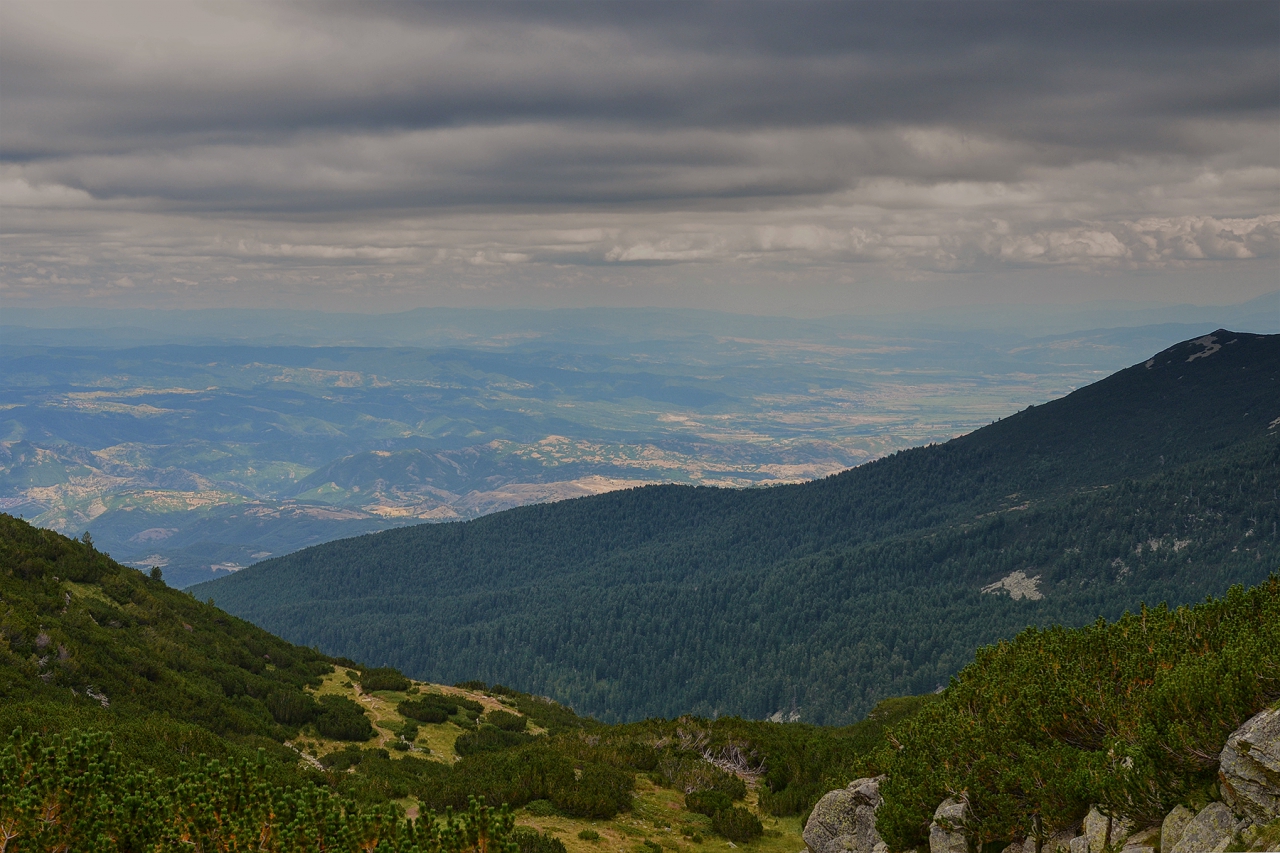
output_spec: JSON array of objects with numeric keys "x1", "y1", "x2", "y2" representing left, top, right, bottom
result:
[{"x1": 198, "y1": 330, "x2": 1280, "y2": 724}]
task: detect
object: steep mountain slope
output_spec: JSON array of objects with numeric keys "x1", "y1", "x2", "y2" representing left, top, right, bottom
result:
[
  {"x1": 0, "y1": 513, "x2": 341, "y2": 779},
  {"x1": 199, "y1": 331, "x2": 1280, "y2": 724}
]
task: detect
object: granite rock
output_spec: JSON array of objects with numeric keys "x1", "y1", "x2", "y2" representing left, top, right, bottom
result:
[
  {"x1": 929, "y1": 798, "x2": 970, "y2": 853},
  {"x1": 1083, "y1": 807, "x2": 1133, "y2": 853},
  {"x1": 1219, "y1": 707, "x2": 1280, "y2": 823},
  {"x1": 1161, "y1": 805, "x2": 1196, "y2": 853},
  {"x1": 803, "y1": 777, "x2": 885, "y2": 853},
  {"x1": 1169, "y1": 803, "x2": 1236, "y2": 853}
]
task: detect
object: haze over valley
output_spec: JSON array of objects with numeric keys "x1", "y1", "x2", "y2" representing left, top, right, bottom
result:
[{"x1": 5, "y1": 301, "x2": 1274, "y2": 587}]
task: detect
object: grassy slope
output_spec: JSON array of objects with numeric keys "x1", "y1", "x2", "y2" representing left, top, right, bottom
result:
[{"x1": 298, "y1": 670, "x2": 815, "y2": 853}]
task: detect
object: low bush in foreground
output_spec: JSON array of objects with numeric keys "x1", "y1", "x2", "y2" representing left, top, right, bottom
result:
[
  {"x1": 878, "y1": 578, "x2": 1280, "y2": 851},
  {"x1": 0, "y1": 727, "x2": 515, "y2": 852}
]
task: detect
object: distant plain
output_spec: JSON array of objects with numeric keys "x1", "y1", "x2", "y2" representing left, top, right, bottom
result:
[{"x1": 2, "y1": 299, "x2": 1274, "y2": 587}]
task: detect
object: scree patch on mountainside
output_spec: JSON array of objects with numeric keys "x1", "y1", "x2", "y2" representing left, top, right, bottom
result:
[{"x1": 197, "y1": 331, "x2": 1280, "y2": 724}]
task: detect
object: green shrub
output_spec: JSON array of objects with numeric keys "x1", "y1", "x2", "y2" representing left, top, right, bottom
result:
[
  {"x1": 265, "y1": 689, "x2": 317, "y2": 726},
  {"x1": 513, "y1": 828, "x2": 567, "y2": 853},
  {"x1": 524, "y1": 798, "x2": 559, "y2": 816},
  {"x1": 488, "y1": 710, "x2": 528, "y2": 732},
  {"x1": 455, "y1": 680, "x2": 487, "y2": 691},
  {"x1": 359, "y1": 667, "x2": 410, "y2": 693},
  {"x1": 314, "y1": 695, "x2": 374, "y2": 741},
  {"x1": 712, "y1": 807, "x2": 763, "y2": 843},
  {"x1": 660, "y1": 758, "x2": 745, "y2": 800},
  {"x1": 0, "y1": 727, "x2": 517, "y2": 851},
  {"x1": 455, "y1": 725, "x2": 535, "y2": 756},
  {"x1": 551, "y1": 762, "x2": 634, "y2": 819},
  {"x1": 399, "y1": 698, "x2": 451, "y2": 724},
  {"x1": 578, "y1": 830, "x2": 601, "y2": 841},
  {"x1": 640, "y1": 841, "x2": 662, "y2": 853},
  {"x1": 758, "y1": 784, "x2": 814, "y2": 817},
  {"x1": 319, "y1": 745, "x2": 364, "y2": 771},
  {"x1": 685, "y1": 789, "x2": 732, "y2": 817},
  {"x1": 877, "y1": 579, "x2": 1280, "y2": 851}
]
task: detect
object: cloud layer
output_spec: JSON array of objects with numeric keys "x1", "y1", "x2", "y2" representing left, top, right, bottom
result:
[{"x1": 2, "y1": 1, "x2": 1277, "y2": 311}]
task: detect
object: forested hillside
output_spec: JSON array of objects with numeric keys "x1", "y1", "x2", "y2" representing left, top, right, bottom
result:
[
  {"x1": 199, "y1": 331, "x2": 1280, "y2": 723},
  {"x1": 0, "y1": 514, "x2": 915, "y2": 848}
]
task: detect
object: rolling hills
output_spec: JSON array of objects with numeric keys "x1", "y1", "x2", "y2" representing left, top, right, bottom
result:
[{"x1": 198, "y1": 330, "x2": 1280, "y2": 724}]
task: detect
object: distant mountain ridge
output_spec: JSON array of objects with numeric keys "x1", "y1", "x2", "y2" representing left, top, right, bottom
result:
[{"x1": 186, "y1": 329, "x2": 1275, "y2": 723}]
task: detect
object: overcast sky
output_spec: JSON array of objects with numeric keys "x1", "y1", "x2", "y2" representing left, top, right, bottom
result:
[{"x1": 2, "y1": 1, "x2": 1277, "y2": 315}]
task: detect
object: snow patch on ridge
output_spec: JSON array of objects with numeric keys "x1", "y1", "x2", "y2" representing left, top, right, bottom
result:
[
  {"x1": 981, "y1": 570, "x2": 1044, "y2": 601},
  {"x1": 1186, "y1": 334, "x2": 1221, "y2": 362}
]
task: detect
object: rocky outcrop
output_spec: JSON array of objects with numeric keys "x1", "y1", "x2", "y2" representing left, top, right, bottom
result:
[
  {"x1": 1161, "y1": 805, "x2": 1195, "y2": 853},
  {"x1": 803, "y1": 777, "x2": 885, "y2": 853},
  {"x1": 1117, "y1": 826, "x2": 1157, "y2": 853},
  {"x1": 1219, "y1": 707, "x2": 1280, "y2": 823},
  {"x1": 929, "y1": 797, "x2": 970, "y2": 853},
  {"x1": 1075, "y1": 804, "x2": 1136, "y2": 850},
  {"x1": 1014, "y1": 823, "x2": 1079, "y2": 853},
  {"x1": 1168, "y1": 803, "x2": 1237, "y2": 853},
  {"x1": 1082, "y1": 807, "x2": 1133, "y2": 853},
  {"x1": 1041, "y1": 826, "x2": 1080, "y2": 853}
]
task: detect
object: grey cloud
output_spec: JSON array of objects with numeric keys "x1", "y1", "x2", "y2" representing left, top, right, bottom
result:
[
  {"x1": 0, "y1": 0, "x2": 1276, "y2": 310},
  {"x1": 5, "y1": 2, "x2": 1274, "y2": 147}
]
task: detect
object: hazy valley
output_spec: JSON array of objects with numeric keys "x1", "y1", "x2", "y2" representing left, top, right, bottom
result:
[{"x1": 6, "y1": 306, "x2": 1259, "y2": 588}]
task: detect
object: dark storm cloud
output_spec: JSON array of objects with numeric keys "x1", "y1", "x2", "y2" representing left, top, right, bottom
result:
[
  {"x1": 1, "y1": 0, "x2": 1276, "y2": 309},
  {"x1": 6, "y1": 2, "x2": 1275, "y2": 155}
]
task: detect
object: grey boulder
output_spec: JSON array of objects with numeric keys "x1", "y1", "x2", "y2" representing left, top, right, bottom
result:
[
  {"x1": 803, "y1": 777, "x2": 885, "y2": 853},
  {"x1": 1161, "y1": 805, "x2": 1196, "y2": 853},
  {"x1": 1169, "y1": 803, "x2": 1237, "y2": 853},
  {"x1": 1219, "y1": 707, "x2": 1280, "y2": 823},
  {"x1": 929, "y1": 797, "x2": 970, "y2": 853},
  {"x1": 1083, "y1": 807, "x2": 1133, "y2": 853}
]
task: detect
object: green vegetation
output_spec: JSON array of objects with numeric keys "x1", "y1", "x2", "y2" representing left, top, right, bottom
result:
[
  {"x1": 5, "y1": 332, "x2": 1278, "y2": 850},
  {"x1": 876, "y1": 577, "x2": 1280, "y2": 851},
  {"x1": 514, "y1": 828, "x2": 568, "y2": 853},
  {"x1": 315, "y1": 695, "x2": 376, "y2": 741},
  {"x1": 0, "y1": 512, "x2": 917, "y2": 847},
  {"x1": 363, "y1": 666, "x2": 413, "y2": 692},
  {"x1": 200, "y1": 332, "x2": 1280, "y2": 723},
  {"x1": 1, "y1": 727, "x2": 516, "y2": 852},
  {"x1": 0, "y1": 511, "x2": 341, "y2": 787},
  {"x1": 712, "y1": 807, "x2": 764, "y2": 843},
  {"x1": 489, "y1": 710, "x2": 529, "y2": 732}
]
